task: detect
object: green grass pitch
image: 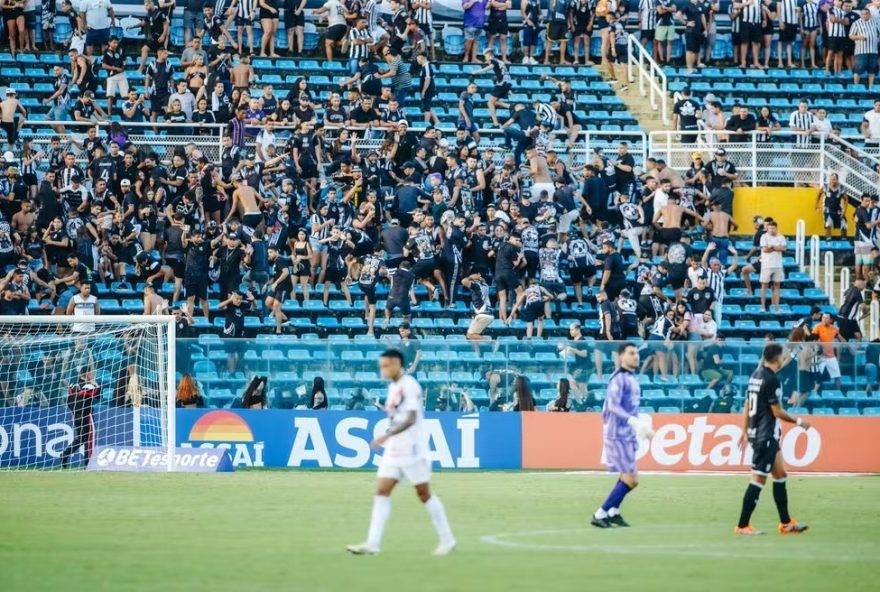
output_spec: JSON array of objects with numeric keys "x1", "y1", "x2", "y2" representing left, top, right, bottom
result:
[{"x1": 1, "y1": 471, "x2": 879, "y2": 592}]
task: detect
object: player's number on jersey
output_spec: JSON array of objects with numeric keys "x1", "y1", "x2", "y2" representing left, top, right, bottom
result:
[{"x1": 747, "y1": 390, "x2": 758, "y2": 417}]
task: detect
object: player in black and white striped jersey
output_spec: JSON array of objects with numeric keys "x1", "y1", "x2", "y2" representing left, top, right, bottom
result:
[
  {"x1": 736, "y1": 0, "x2": 762, "y2": 68},
  {"x1": 638, "y1": 0, "x2": 657, "y2": 57},
  {"x1": 788, "y1": 101, "x2": 815, "y2": 147},
  {"x1": 233, "y1": 0, "x2": 258, "y2": 54},
  {"x1": 734, "y1": 0, "x2": 763, "y2": 68},
  {"x1": 849, "y1": 8, "x2": 879, "y2": 88},
  {"x1": 776, "y1": 0, "x2": 799, "y2": 68},
  {"x1": 800, "y1": 0, "x2": 820, "y2": 68},
  {"x1": 701, "y1": 242, "x2": 737, "y2": 326},
  {"x1": 728, "y1": 1, "x2": 742, "y2": 68},
  {"x1": 411, "y1": 0, "x2": 435, "y2": 59},
  {"x1": 825, "y1": 0, "x2": 849, "y2": 75},
  {"x1": 347, "y1": 16, "x2": 371, "y2": 74},
  {"x1": 362, "y1": 0, "x2": 388, "y2": 51}
]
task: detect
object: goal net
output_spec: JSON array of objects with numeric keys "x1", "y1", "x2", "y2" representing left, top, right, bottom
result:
[{"x1": 0, "y1": 316, "x2": 175, "y2": 470}]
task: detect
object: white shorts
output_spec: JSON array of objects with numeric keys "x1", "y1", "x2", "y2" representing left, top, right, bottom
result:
[
  {"x1": 760, "y1": 266, "x2": 784, "y2": 284},
  {"x1": 820, "y1": 356, "x2": 841, "y2": 379},
  {"x1": 106, "y1": 73, "x2": 130, "y2": 98},
  {"x1": 467, "y1": 312, "x2": 494, "y2": 336},
  {"x1": 377, "y1": 456, "x2": 431, "y2": 485},
  {"x1": 530, "y1": 182, "x2": 555, "y2": 203},
  {"x1": 557, "y1": 208, "x2": 580, "y2": 234}
]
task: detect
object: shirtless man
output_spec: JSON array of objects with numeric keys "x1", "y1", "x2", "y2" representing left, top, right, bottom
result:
[
  {"x1": 11, "y1": 200, "x2": 35, "y2": 232},
  {"x1": 702, "y1": 200, "x2": 738, "y2": 266},
  {"x1": 227, "y1": 179, "x2": 263, "y2": 228},
  {"x1": 143, "y1": 284, "x2": 169, "y2": 315},
  {"x1": 652, "y1": 194, "x2": 697, "y2": 256},
  {"x1": 526, "y1": 146, "x2": 553, "y2": 203},
  {"x1": 230, "y1": 55, "x2": 254, "y2": 93},
  {"x1": 1, "y1": 89, "x2": 27, "y2": 149}
]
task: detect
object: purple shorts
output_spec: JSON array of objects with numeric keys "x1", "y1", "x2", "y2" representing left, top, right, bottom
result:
[{"x1": 604, "y1": 437, "x2": 638, "y2": 474}]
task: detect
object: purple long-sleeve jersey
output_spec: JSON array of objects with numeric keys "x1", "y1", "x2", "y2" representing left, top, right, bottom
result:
[{"x1": 602, "y1": 368, "x2": 641, "y2": 440}]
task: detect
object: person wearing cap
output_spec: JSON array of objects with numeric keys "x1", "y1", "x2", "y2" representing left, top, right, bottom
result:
[
  {"x1": 0, "y1": 88, "x2": 26, "y2": 149},
  {"x1": 704, "y1": 147, "x2": 737, "y2": 191}
]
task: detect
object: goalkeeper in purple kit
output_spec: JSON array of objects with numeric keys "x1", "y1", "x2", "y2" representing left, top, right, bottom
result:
[{"x1": 591, "y1": 342, "x2": 653, "y2": 528}]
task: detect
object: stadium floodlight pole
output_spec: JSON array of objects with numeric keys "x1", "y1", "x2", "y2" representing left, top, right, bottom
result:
[{"x1": 0, "y1": 315, "x2": 177, "y2": 471}]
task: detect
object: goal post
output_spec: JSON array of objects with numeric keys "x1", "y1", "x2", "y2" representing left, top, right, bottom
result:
[{"x1": 0, "y1": 315, "x2": 176, "y2": 471}]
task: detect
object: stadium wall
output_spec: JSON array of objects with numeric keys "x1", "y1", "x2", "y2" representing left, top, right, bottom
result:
[
  {"x1": 3, "y1": 408, "x2": 877, "y2": 472},
  {"x1": 732, "y1": 187, "x2": 856, "y2": 235}
]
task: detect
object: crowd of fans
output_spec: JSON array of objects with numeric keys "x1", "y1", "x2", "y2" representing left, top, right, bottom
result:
[{"x1": 0, "y1": 0, "x2": 876, "y2": 358}]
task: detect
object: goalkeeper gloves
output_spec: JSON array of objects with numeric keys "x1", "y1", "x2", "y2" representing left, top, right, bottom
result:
[{"x1": 627, "y1": 414, "x2": 655, "y2": 441}]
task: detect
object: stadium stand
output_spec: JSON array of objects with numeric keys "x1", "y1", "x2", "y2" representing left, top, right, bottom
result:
[{"x1": 0, "y1": 0, "x2": 877, "y2": 415}]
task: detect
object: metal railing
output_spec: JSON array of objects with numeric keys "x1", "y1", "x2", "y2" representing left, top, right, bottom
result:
[
  {"x1": 648, "y1": 130, "x2": 880, "y2": 197},
  {"x1": 21, "y1": 119, "x2": 648, "y2": 171},
  {"x1": 24, "y1": 119, "x2": 227, "y2": 164},
  {"x1": 626, "y1": 34, "x2": 669, "y2": 125}
]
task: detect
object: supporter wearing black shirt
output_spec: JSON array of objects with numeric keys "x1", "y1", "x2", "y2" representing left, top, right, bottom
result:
[
  {"x1": 599, "y1": 241, "x2": 627, "y2": 299},
  {"x1": 686, "y1": 276, "x2": 716, "y2": 314},
  {"x1": 725, "y1": 105, "x2": 757, "y2": 143},
  {"x1": 673, "y1": 87, "x2": 701, "y2": 142},
  {"x1": 385, "y1": 260, "x2": 415, "y2": 321},
  {"x1": 219, "y1": 291, "x2": 253, "y2": 337},
  {"x1": 184, "y1": 229, "x2": 210, "y2": 313}
]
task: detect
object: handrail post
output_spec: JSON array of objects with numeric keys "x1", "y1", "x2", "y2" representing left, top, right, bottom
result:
[
  {"x1": 809, "y1": 235, "x2": 820, "y2": 285},
  {"x1": 824, "y1": 251, "x2": 834, "y2": 303},
  {"x1": 795, "y1": 219, "x2": 806, "y2": 270},
  {"x1": 839, "y1": 266, "x2": 849, "y2": 307},
  {"x1": 751, "y1": 133, "x2": 758, "y2": 187},
  {"x1": 870, "y1": 300, "x2": 879, "y2": 341},
  {"x1": 819, "y1": 134, "x2": 826, "y2": 186}
]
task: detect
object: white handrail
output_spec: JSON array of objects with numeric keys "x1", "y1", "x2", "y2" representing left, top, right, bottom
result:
[
  {"x1": 809, "y1": 235, "x2": 821, "y2": 285},
  {"x1": 795, "y1": 219, "x2": 806, "y2": 270},
  {"x1": 869, "y1": 301, "x2": 879, "y2": 341},
  {"x1": 824, "y1": 251, "x2": 835, "y2": 305},
  {"x1": 839, "y1": 266, "x2": 850, "y2": 308},
  {"x1": 626, "y1": 34, "x2": 669, "y2": 125}
]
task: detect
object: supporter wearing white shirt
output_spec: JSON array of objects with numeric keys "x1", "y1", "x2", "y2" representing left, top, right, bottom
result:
[
  {"x1": 255, "y1": 121, "x2": 277, "y2": 163},
  {"x1": 809, "y1": 107, "x2": 834, "y2": 141},
  {"x1": 79, "y1": 0, "x2": 114, "y2": 53},
  {"x1": 862, "y1": 100, "x2": 880, "y2": 141},
  {"x1": 758, "y1": 220, "x2": 787, "y2": 311}
]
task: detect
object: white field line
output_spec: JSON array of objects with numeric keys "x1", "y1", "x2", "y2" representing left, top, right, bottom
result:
[
  {"x1": 521, "y1": 471, "x2": 876, "y2": 477},
  {"x1": 479, "y1": 527, "x2": 880, "y2": 562}
]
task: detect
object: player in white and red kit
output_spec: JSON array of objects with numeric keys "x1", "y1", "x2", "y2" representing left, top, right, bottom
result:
[{"x1": 347, "y1": 349, "x2": 456, "y2": 556}]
